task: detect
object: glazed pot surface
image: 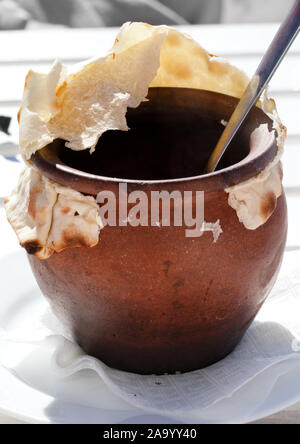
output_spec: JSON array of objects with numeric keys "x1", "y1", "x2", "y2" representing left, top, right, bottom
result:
[{"x1": 28, "y1": 88, "x2": 287, "y2": 374}]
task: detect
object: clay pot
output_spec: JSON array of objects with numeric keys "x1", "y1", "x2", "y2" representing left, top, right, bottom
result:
[{"x1": 29, "y1": 88, "x2": 287, "y2": 374}]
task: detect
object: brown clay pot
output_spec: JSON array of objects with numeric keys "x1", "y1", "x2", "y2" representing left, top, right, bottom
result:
[{"x1": 29, "y1": 88, "x2": 287, "y2": 374}]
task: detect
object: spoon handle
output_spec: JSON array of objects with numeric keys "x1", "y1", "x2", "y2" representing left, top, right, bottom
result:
[{"x1": 206, "y1": 0, "x2": 300, "y2": 173}]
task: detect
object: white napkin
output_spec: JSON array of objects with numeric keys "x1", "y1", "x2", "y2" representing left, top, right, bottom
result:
[{"x1": 0, "y1": 250, "x2": 300, "y2": 424}]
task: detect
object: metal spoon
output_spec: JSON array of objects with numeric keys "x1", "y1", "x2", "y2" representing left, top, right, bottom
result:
[{"x1": 206, "y1": 0, "x2": 300, "y2": 173}]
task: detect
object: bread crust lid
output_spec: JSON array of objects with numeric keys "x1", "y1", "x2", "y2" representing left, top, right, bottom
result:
[
  {"x1": 19, "y1": 22, "x2": 255, "y2": 161},
  {"x1": 14, "y1": 22, "x2": 285, "y2": 246}
]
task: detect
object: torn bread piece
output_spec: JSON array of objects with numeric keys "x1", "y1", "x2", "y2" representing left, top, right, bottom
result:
[
  {"x1": 19, "y1": 23, "x2": 168, "y2": 160},
  {"x1": 150, "y1": 28, "x2": 249, "y2": 98},
  {"x1": 226, "y1": 111, "x2": 285, "y2": 230},
  {"x1": 5, "y1": 167, "x2": 102, "y2": 259},
  {"x1": 226, "y1": 161, "x2": 283, "y2": 230},
  {"x1": 19, "y1": 22, "x2": 251, "y2": 161}
]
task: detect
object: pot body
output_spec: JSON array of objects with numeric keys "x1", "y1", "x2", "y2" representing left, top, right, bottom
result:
[
  {"x1": 28, "y1": 185, "x2": 287, "y2": 374},
  {"x1": 28, "y1": 88, "x2": 287, "y2": 374}
]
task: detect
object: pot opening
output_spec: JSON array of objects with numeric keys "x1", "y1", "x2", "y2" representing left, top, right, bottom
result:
[
  {"x1": 58, "y1": 89, "x2": 258, "y2": 181},
  {"x1": 32, "y1": 89, "x2": 276, "y2": 191}
]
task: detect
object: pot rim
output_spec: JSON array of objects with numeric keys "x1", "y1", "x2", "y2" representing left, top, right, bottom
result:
[{"x1": 31, "y1": 88, "x2": 278, "y2": 194}]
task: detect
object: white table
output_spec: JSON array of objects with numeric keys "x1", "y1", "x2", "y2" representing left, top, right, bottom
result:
[{"x1": 0, "y1": 23, "x2": 300, "y2": 424}]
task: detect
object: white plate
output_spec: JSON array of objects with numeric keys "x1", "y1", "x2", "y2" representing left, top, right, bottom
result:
[{"x1": 1, "y1": 251, "x2": 300, "y2": 424}]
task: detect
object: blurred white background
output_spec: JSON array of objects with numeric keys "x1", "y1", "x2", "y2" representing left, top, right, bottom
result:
[{"x1": 0, "y1": 0, "x2": 296, "y2": 30}]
